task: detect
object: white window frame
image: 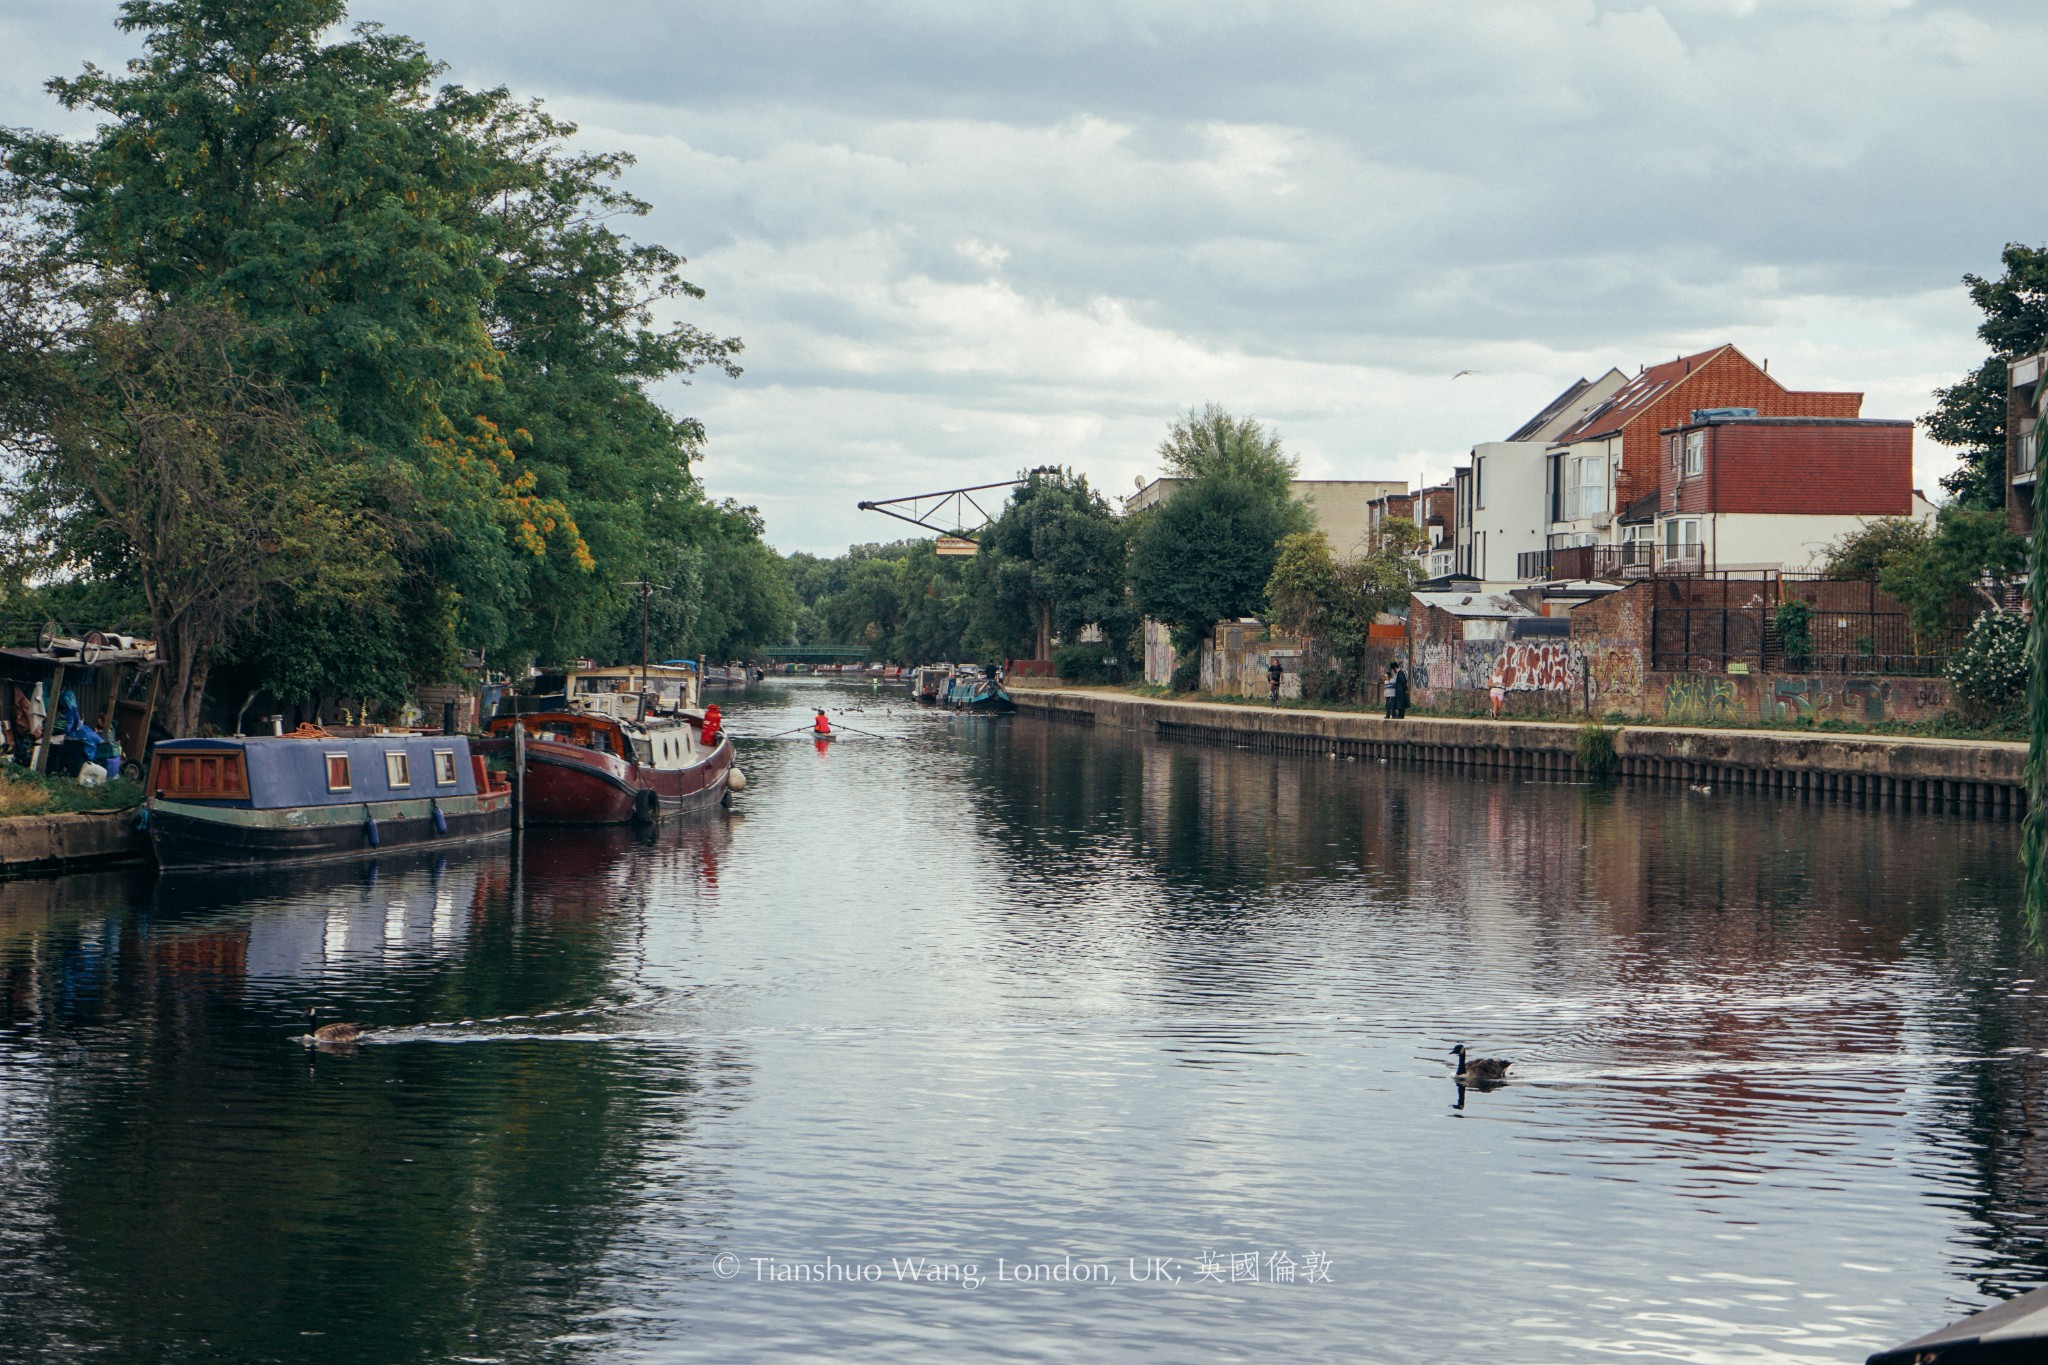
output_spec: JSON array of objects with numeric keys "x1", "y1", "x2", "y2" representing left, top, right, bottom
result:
[
  {"x1": 385, "y1": 751, "x2": 411, "y2": 788},
  {"x1": 1662, "y1": 517, "x2": 1701, "y2": 555},
  {"x1": 1684, "y1": 430, "x2": 1704, "y2": 477},
  {"x1": 325, "y1": 752, "x2": 352, "y2": 793},
  {"x1": 432, "y1": 749, "x2": 458, "y2": 786}
]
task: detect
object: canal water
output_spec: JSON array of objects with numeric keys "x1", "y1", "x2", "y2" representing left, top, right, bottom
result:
[{"x1": 0, "y1": 681, "x2": 2041, "y2": 1364}]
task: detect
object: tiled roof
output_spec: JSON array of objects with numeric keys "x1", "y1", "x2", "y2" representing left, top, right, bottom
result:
[
  {"x1": 1506, "y1": 378, "x2": 1592, "y2": 442},
  {"x1": 1552, "y1": 346, "x2": 1730, "y2": 444}
]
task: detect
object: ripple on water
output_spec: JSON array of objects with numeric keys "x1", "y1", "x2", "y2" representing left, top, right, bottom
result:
[{"x1": 0, "y1": 682, "x2": 2040, "y2": 1362}]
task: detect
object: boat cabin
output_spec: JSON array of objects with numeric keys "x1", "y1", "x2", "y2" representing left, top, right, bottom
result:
[
  {"x1": 507, "y1": 663, "x2": 701, "y2": 724},
  {"x1": 151, "y1": 734, "x2": 486, "y2": 810},
  {"x1": 487, "y1": 709, "x2": 708, "y2": 772}
]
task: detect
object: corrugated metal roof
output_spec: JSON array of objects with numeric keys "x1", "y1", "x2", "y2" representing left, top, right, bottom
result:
[{"x1": 1412, "y1": 591, "x2": 1535, "y2": 618}]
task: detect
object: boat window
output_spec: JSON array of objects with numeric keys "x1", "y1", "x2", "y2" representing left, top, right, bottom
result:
[
  {"x1": 326, "y1": 753, "x2": 352, "y2": 792},
  {"x1": 386, "y1": 751, "x2": 411, "y2": 788},
  {"x1": 157, "y1": 750, "x2": 249, "y2": 800},
  {"x1": 433, "y1": 749, "x2": 459, "y2": 785}
]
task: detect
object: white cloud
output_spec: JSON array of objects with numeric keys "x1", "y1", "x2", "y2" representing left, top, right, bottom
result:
[{"x1": 7, "y1": 0, "x2": 2040, "y2": 550}]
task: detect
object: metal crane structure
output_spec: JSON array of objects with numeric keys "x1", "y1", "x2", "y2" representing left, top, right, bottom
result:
[{"x1": 855, "y1": 468, "x2": 1053, "y2": 551}]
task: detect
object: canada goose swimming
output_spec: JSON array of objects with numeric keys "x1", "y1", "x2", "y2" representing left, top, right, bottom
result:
[
  {"x1": 1451, "y1": 1043, "x2": 1511, "y2": 1082},
  {"x1": 306, "y1": 1009, "x2": 365, "y2": 1044}
]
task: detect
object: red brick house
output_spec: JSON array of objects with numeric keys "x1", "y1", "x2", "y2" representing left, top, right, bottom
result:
[
  {"x1": 1650, "y1": 412, "x2": 1923, "y2": 570},
  {"x1": 1545, "y1": 345, "x2": 1863, "y2": 560}
]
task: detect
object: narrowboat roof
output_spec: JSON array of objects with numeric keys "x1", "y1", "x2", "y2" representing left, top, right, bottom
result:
[
  {"x1": 153, "y1": 734, "x2": 480, "y2": 809},
  {"x1": 1866, "y1": 1284, "x2": 2048, "y2": 1363}
]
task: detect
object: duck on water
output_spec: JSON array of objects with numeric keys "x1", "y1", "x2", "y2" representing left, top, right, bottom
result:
[
  {"x1": 305, "y1": 1010, "x2": 365, "y2": 1044},
  {"x1": 1450, "y1": 1044, "x2": 1511, "y2": 1083}
]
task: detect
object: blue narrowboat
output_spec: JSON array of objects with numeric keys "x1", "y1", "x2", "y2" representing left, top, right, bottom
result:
[{"x1": 145, "y1": 733, "x2": 513, "y2": 871}]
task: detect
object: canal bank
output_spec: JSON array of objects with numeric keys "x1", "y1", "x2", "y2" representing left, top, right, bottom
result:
[
  {"x1": 1010, "y1": 685, "x2": 2029, "y2": 818},
  {"x1": 0, "y1": 807, "x2": 149, "y2": 877}
]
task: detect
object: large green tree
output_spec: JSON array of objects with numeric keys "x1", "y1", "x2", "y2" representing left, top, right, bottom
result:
[
  {"x1": 1128, "y1": 406, "x2": 1310, "y2": 656},
  {"x1": 1, "y1": 0, "x2": 742, "y2": 722},
  {"x1": 970, "y1": 467, "x2": 1130, "y2": 660},
  {"x1": 1926, "y1": 244, "x2": 2048, "y2": 509}
]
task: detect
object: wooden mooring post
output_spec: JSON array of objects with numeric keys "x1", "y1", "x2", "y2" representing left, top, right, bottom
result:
[{"x1": 511, "y1": 718, "x2": 526, "y2": 831}]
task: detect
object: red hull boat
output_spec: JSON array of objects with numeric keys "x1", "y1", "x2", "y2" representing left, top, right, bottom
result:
[{"x1": 479, "y1": 663, "x2": 737, "y2": 822}]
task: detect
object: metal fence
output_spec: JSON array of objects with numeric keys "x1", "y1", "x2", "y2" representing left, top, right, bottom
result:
[{"x1": 1648, "y1": 572, "x2": 1961, "y2": 677}]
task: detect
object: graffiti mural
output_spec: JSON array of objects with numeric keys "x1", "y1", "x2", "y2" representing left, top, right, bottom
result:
[
  {"x1": 1487, "y1": 641, "x2": 1580, "y2": 693},
  {"x1": 1769, "y1": 677, "x2": 1822, "y2": 723},
  {"x1": 1579, "y1": 643, "x2": 1644, "y2": 708},
  {"x1": 1662, "y1": 674, "x2": 1739, "y2": 723},
  {"x1": 1843, "y1": 679, "x2": 1892, "y2": 722}
]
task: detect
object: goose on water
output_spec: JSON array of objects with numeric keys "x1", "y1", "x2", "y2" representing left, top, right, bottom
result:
[
  {"x1": 1450, "y1": 1043, "x2": 1511, "y2": 1082},
  {"x1": 306, "y1": 1009, "x2": 365, "y2": 1044}
]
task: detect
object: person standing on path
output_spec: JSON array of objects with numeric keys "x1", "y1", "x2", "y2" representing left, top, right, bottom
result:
[
  {"x1": 1383, "y1": 660, "x2": 1412, "y2": 720},
  {"x1": 1268, "y1": 656, "x2": 1284, "y2": 706}
]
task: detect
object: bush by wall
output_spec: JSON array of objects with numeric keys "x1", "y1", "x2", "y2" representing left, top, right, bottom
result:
[
  {"x1": 1775, "y1": 600, "x2": 1812, "y2": 670},
  {"x1": 1946, "y1": 609, "x2": 2027, "y2": 723},
  {"x1": 1053, "y1": 643, "x2": 1111, "y2": 684}
]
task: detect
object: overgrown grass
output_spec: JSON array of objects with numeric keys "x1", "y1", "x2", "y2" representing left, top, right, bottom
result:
[
  {"x1": 0, "y1": 767, "x2": 145, "y2": 817},
  {"x1": 1576, "y1": 723, "x2": 1620, "y2": 779}
]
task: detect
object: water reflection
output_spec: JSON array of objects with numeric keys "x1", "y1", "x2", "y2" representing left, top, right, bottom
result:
[
  {"x1": 0, "y1": 837, "x2": 739, "y2": 1364},
  {"x1": 0, "y1": 683, "x2": 2041, "y2": 1363}
]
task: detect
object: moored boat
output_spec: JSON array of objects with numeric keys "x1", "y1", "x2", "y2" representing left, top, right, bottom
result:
[
  {"x1": 146, "y1": 733, "x2": 512, "y2": 871},
  {"x1": 941, "y1": 668, "x2": 1015, "y2": 713},
  {"x1": 911, "y1": 664, "x2": 953, "y2": 704},
  {"x1": 480, "y1": 664, "x2": 736, "y2": 824}
]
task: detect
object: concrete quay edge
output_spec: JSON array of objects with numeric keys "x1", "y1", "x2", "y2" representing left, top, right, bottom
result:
[
  {"x1": 0, "y1": 808, "x2": 149, "y2": 877},
  {"x1": 1008, "y1": 687, "x2": 2029, "y2": 787}
]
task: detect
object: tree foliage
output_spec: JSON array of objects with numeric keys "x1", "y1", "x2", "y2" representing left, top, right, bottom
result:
[
  {"x1": 1157, "y1": 403, "x2": 1298, "y2": 502},
  {"x1": 1263, "y1": 521, "x2": 1423, "y2": 701},
  {"x1": 1822, "y1": 516, "x2": 1930, "y2": 580},
  {"x1": 1128, "y1": 408, "x2": 1310, "y2": 656},
  {"x1": 1926, "y1": 244, "x2": 2048, "y2": 508},
  {"x1": 1876, "y1": 505, "x2": 2026, "y2": 640},
  {"x1": 0, "y1": 0, "x2": 762, "y2": 728},
  {"x1": 788, "y1": 471, "x2": 1132, "y2": 667},
  {"x1": 972, "y1": 468, "x2": 1130, "y2": 660}
]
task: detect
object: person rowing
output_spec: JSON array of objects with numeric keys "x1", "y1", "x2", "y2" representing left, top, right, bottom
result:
[{"x1": 813, "y1": 709, "x2": 832, "y2": 736}]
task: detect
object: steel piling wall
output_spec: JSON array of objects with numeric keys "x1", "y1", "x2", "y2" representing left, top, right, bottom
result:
[{"x1": 1010, "y1": 688, "x2": 2028, "y2": 819}]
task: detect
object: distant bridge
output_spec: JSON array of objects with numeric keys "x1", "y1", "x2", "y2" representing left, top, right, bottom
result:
[{"x1": 761, "y1": 645, "x2": 870, "y2": 662}]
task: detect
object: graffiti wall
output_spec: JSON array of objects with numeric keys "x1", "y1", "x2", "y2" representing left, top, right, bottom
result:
[
  {"x1": 1570, "y1": 582, "x2": 1652, "y2": 714},
  {"x1": 1143, "y1": 620, "x2": 1177, "y2": 685},
  {"x1": 1408, "y1": 639, "x2": 1584, "y2": 714},
  {"x1": 1198, "y1": 622, "x2": 1305, "y2": 699},
  {"x1": 1647, "y1": 672, "x2": 1952, "y2": 725}
]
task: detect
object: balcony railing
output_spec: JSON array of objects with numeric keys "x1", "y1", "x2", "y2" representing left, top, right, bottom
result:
[{"x1": 1521, "y1": 543, "x2": 1658, "y2": 581}]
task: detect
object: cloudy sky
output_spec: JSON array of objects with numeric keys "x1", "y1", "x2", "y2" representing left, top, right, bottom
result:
[{"x1": 5, "y1": 1, "x2": 2044, "y2": 553}]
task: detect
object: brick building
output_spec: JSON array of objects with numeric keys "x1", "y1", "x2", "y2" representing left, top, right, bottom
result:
[
  {"x1": 1545, "y1": 345, "x2": 1863, "y2": 559},
  {"x1": 1651, "y1": 412, "x2": 1924, "y2": 571},
  {"x1": 1366, "y1": 484, "x2": 1458, "y2": 579},
  {"x1": 2009, "y1": 350, "x2": 2045, "y2": 536}
]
